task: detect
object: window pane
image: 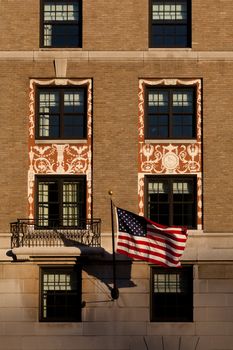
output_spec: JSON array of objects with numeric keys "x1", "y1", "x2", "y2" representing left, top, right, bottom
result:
[
  {"x1": 64, "y1": 118, "x2": 84, "y2": 138},
  {"x1": 44, "y1": 24, "x2": 52, "y2": 46},
  {"x1": 148, "y1": 91, "x2": 169, "y2": 113},
  {"x1": 154, "y1": 273, "x2": 181, "y2": 293},
  {"x1": 146, "y1": 87, "x2": 195, "y2": 139},
  {"x1": 176, "y1": 24, "x2": 187, "y2": 35},
  {"x1": 151, "y1": 0, "x2": 189, "y2": 48},
  {"x1": 172, "y1": 91, "x2": 193, "y2": 112},
  {"x1": 148, "y1": 181, "x2": 168, "y2": 194},
  {"x1": 41, "y1": 268, "x2": 81, "y2": 322},
  {"x1": 39, "y1": 92, "x2": 59, "y2": 113},
  {"x1": 63, "y1": 182, "x2": 78, "y2": 226},
  {"x1": 39, "y1": 92, "x2": 59, "y2": 137},
  {"x1": 172, "y1": 115, "x2": 193, "y2": 138},
  {"x1": 173, "y1": 181, "x2": 192, "y2": 194},
  {"x1": 42, "y1": 1, "x2": 81, "y2": 48},
  {"x1": 148, "y1": 180, "x2": 169, "y2": 225},
  {"x1": 37, "y1": 177, "x2": 85, "y2": 228},
  {"x1": 44, "y1": 2, "x2": 79, "y2": 21},
  {"x1": 64, "y1": 91, "x2": 84, "y2": 113},
  {"x1": 148, "y1": 115, "x2": 168, "y2": 138},
  {"x1": 38, "y1": 181, "x2": 59, "y2": 226},
  {"x1": 37, "y1": 88, "x2": 86, "y2": 139},
  {"x1": 152, "y1": 1, "x2": 187, "y2": 21},
  {"x1": 147, "y1": 177, "x2": 196, "y2": 228},
  {"x1": 151, "y1": 267, "x2": 193, "y2": 322},
  {"x1": 51, "y1": 24, "x2": 79, "y2": 47}
]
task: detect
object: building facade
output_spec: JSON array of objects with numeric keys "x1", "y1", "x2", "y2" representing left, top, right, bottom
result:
[{"x1": 0, "y1": 1, "x2": 233, "y2": 349}]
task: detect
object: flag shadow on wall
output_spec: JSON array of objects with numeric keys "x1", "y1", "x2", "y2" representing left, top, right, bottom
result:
[{"x1": 59, "y1": 234, "x2": 136, "y2": 301}]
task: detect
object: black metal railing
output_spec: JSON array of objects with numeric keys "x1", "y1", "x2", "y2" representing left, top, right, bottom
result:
[{"x1": 10, "y1": 218, "x2": 101, "y2": 248}]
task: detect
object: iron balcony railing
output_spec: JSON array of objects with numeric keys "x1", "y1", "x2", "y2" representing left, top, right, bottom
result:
[{"x1": 10, "y1": 218, "x2": 101, "y2": 248}]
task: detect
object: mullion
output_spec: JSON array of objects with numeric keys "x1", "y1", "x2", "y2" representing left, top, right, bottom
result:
[
  {"x1": 171, "y1": 88, "x2": 194, "y2": 138},
  {"x1": 63, "y1": 181, "x2": 78, "y2": 226},
  {"x1": 58, "y1": 90, "x2": 63, "y2": 138},
  {"x1": 168, "y1": 90, "x2": 173, "y2": 138},
  {"x1": 58, "y1": 178, "x2": 64, "y2": 226},
  {"x1": 44, "y1": 20, "x2": 79, "y2": 24},
  {"x1": 168, "y1": 178, "x2": 173, "y2": 226}
]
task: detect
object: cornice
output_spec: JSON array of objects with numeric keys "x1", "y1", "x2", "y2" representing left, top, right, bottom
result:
[{"x1": 0, "y1": 50, "x2": 233, "y2": 61}]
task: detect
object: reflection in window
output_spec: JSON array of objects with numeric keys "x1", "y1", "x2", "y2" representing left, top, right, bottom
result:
[
  {"x1": 151, "y1": 266, "x2": 193, "y2": 322},
  {"x1": 147, "y1": 176, "x2": 196, "y2": 228},
  {"x1": 150, "y1": 0, "x2": 191, "y2": 48},
  {"x1": 37, "y1": 87, "x2": 86, "y2": 139},
  {"x1": 40, "y1": 267, "x2": 81, "y2": 322},
  {"x1": 42, "y1": 1, "x2": 81, "y2": 48},
  {"x1": 146, "y1": 87, "x2": 195, "y2": 139},
  {"x1": 37, "y1": 176, "x2": 86, "y2": 227}
]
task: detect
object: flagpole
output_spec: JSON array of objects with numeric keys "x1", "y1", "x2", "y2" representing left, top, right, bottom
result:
[{"x1": 109, "y1": 190, "x2": 119, "y2": 300}]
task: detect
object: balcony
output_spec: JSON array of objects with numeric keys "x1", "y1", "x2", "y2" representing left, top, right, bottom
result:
[{"x1": 10, "y1": 218, "x2": 101, "y2": 249}]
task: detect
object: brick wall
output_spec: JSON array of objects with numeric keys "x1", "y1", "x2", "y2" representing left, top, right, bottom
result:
[{"x1": 0, "y1": 0, "x2": 232, "y2": 51}]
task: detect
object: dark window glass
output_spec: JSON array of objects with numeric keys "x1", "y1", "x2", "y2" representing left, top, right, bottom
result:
[
  {"x1": 146, "y1": 176, "x2": 196, "y2": 228},
  {"x1": 40, "y1": 267, "x2": 81, "y2": 322},
  {"x1": 41, "y1": 0, "x2": 82, "y2": 48},
  {"x1": 37, "y1": 87, "x2": 86, "y2": 140},
  {"x1": 36, "y1": 176, "x2": 86, "y2": 227},
  {"x1": 151, "y1": 266, "x2": 193, "y2": 322},
  {"x1": 146, "y1": 87, "x2": 195, "y2": 139},
  {"x1": 150, "y1": 0, "x2": 191, "y2": 48}
]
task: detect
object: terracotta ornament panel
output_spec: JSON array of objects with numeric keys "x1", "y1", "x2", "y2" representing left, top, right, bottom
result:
[
  {"x1": 138, "y1": 79, "x2": 202, "y2": 229},
  {"x1": 28, "y1": 79, "x2": 92, "y2": 219}
]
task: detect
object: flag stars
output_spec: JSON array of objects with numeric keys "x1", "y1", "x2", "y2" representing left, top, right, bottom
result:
[{"x1": 117, "y1": 208, "x2": 146, "y2": 237}]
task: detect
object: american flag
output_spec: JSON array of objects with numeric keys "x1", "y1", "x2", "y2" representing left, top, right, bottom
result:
[{"x1": 116, "y1": 207, "x2": 188, "y2": 267}]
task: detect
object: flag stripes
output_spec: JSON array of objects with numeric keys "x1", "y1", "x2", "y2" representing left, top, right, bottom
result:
[{"x1": 116, "y1": 207, "x2": 188, "y2": 268}]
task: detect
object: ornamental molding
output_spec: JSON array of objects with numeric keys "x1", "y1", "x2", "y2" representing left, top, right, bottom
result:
[
  {"x1": 28, "y1": 78, "x2": 92, "y2": 219},
  {"x1": 138, "y1": 78, "x2": 203, "y2": 228}
]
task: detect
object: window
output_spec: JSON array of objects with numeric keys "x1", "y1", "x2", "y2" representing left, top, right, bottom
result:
[
  {"x1": 40, "y1": 266, "x2": 81, "y2": 322},
  {"x1": 41, "y1": 0, "x2": 82, "y2": 48},
  {"x1": 36, "y1": 176, "x2": 86, "y2": 227},
  {"x1": 36, "y1": 87, "x2": 86, "y2": 139},
  {"x1": 146, "y1": 176, "x2": 196, "y2": 228},
  {"x1": 150, "y1": 0, "x2": 191, "y2": 48},
  {"x1": 151, "y1": 266, "x2": 193, "y2": 322},
  {"x1": 146, "y1": 87, "x2": 195, "y2": 139}
]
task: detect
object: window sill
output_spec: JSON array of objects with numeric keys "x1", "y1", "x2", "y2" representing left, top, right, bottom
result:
[
  {"x1": 39, "y1": 48, "x2": 83, "y2": 51},
  {"x1": 145, "y1": 139, "x2": 197, "y2": 144},
  {"x1": 35, "y1": 139, "x2": 88, "y2": 144},
  {"x1": 148, "y1": 48, "x2": 192, "y2": 51}
]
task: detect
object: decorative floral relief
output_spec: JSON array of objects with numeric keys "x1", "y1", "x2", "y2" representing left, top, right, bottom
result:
[
  {"x1": 28, "y1": 79, "x2": 92, "y2": 219},
  {"x1": 139, "y1": 143, "x2": 201, "y2": 174}
]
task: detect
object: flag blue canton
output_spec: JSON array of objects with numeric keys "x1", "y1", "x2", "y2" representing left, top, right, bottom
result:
[{"x1": 117, "y1": 208, "x2": 147, "y2": 237}]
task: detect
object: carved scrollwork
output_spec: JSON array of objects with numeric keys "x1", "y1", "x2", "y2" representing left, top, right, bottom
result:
[
  {"x1": 138, "y1": 79, "x2": 202, "y2": 227},
  {"x1": 28, "y1": 79, "x2": 93, "y2": 219}
]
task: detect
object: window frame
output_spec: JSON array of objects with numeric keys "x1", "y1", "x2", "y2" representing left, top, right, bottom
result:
[
  {"x1": 145, "y1": 175, "x2": 197, "y2": 229},
  {"x1": 150, "y1": 265, "x2": 193, "y2": 322},
  {"x1": 145, "y1": 86, "x2": 196, "y2": 140},
  {"x1": 40, "y1": 266, "x2": 82, "y2": 322},
  {"x1": 149, "y1": 0, "x2": 192, "y2": 48},
  {"x1": 40, "y1": 0, "x2": 82, "y2": 48},
  {"x1": 35, "y1": 86, "x2": 87, "y2": 140},
  {"x1": 35, "y1": 175, "x2": 86, "y2": 228}
]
